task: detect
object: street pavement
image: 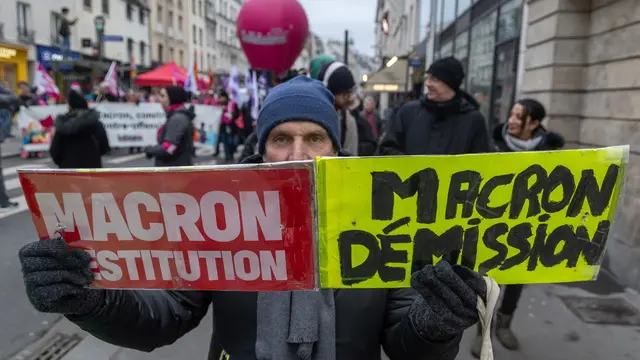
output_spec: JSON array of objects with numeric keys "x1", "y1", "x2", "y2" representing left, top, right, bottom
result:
[
  {"x1": 2, "y1": 149, "x2": 640, "y2": 360},
  {"x1": 0, "y1": 149, "x2": 220, "y2": 360}
]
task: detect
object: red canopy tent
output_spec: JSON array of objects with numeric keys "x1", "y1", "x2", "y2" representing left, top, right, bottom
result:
[{"x1": 134, "y1": 61, "x2": 187, "y2": 87}]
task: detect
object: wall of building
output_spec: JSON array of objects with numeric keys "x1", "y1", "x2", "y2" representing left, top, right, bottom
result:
[
  {"x1": 149, "y1": 0, "x2": 190, "y2": 68},
  {"x1": 72, "y1": 0, "x2": 151, "y2": 67},
  {"x1": 521, "y1": 0, "x2": 640, "y2": 291}
]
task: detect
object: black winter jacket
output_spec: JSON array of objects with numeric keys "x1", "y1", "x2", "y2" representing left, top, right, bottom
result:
[
  {"x1": 65, "y1": 154, "x2": 462, "y2": 360},
  {"x1": 146, "y1": 106, "x2": 196, "y2": 167},
  {"x1": 379, "y1": 92, "x2": 490, "y2": 156},
  {"x1": 50, "y1": 109, "x2": 110, "y2": 169},
  {"x1": 492, "y1": 123, "x2": 565, "y2": 152}
]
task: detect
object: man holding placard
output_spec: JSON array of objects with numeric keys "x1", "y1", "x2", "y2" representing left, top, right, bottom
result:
[{"x1": 19, "y1": 76, "x2": 491, "y2": 360}]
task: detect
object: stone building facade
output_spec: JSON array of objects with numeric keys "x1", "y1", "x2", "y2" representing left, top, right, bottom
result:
[{"x1": 520, "y1": 0, "x2": 640, "y2": 291}]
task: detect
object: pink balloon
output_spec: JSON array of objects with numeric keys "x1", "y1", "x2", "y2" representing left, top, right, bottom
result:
[{"x1": 237, "y1": 0, "x2": 309, "y2": 75}]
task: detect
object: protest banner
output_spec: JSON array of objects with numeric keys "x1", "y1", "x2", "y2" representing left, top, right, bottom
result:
[
  {"x1": 18, "y1": 104, "x2": 67, "y2": 152},
  {"x1": 316, "y1": 146, "x2": 628, "y2": 288},
  {"x1": 193, "y1": 105, "x2": 222, "y2": 149},
  {"x1": 18, "y1": 163, "x2": 317, "y2": 291},
  {"x1": 94, "y1": 103, "x2": 165, "y2": 147},
  {"x1": 18, "y1": 104, "x2": 223, "y2": 153}
]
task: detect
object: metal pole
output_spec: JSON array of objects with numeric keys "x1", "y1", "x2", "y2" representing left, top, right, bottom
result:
[{"x1": 344, "y1": 29, "x2": 349, "y2": 65}]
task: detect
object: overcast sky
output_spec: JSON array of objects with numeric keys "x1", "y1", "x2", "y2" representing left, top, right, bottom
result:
[{"x1": 298, "y1": 0, "x2": 377, "y2": 56}]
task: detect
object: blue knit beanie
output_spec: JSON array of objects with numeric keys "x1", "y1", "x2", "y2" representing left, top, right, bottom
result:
[{"x1": 257, "y1": 75, "x2": 341, "y2": 155}]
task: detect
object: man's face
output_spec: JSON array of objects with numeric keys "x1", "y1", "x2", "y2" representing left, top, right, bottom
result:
[
  {"x1": 334, "y1": 91, "x2": 354, "y2": 110},
  {"x1": 507, "y1": 103, "x2": 538, "y2": 139},
  {"x1": 425, "y1": 73, "x2": 456, "y2": 102},
  {"x1": 364, "y1": 98, "x2": 375, "y2": 112},
  {"x1": 264, "y1": 121, "x2": 336, "y2": 162}
]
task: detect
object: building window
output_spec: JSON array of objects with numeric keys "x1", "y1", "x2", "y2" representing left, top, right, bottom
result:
[
  {"x1": 50, "y1": 12, "x2": 63, "y2": 45},
  {"x1": 468, "y1": 11, "x2": 497, "y2": 121},
  {"x1": 497, "y1": 0, "x2": 523, "y2": 43},
  {"x1": 178, "y1": 15, "x2": 183, "y2": 31},
  {"x1": 441, "y1": 40, "x2": 453, "y2": 57},
  {"x1": 179, "y1": 50, "x2": 184, "y2": 67},
  {"x1": 457, "y1": 0, "x2": 471, "y2": 16},
  {"x1": 200, "y1": 53, "x2": 204, "y2": 71},
  {"x1": 199, "y1": 28, "x2": 203, "y2": 46},
  {"x1": 127, "y1": 38, "x2": 134, "y2": 61},
  {"x1": 170, "y1": 47, "x2": 175, "y2": 61},
  {"x1": 192, "y1": 0, "x2": 196, "y2": 14},
  {"x1": 84, "y1": 0, "x2": 92, "y2": 10},
  {"x1": 207, "y1": 54, "x2": 211, "y2": 69},
  {"x1": 442, "y1": 0, "x2": 455, "y2": 31},
  {"x1": 17, "y1": 2, "x2": 31, "y2": 37},
  {"x1": 102, "y1": 0, "x2": 109, "y2": 14},
  {"x1": 157, "y1": 5, "x2": 163, "y2": 22},
  {"x1": 140, "y1": 41, "x2": 146, "y2": 65},
  {"x1": 199, "y1": 0, "x2": 203, "y2": 16},
  {"x1": 126, "y1": 4, "x2": 133, "y2": 20},
  {"x1": 178, "y1": 0, "x2": 183, "y2": 10},
  {"x1": 139, "y1": 7, "x2": 145, "y2": 25},
  {"x1": 193, "y1": 25, "x2": 197, "y2": 44},
  {"x1": 158, "y1": 44, "x2": 164, "y2": 63},
  {"x1": 168, "y1": 11, "x2": 173, "y2": 28},
  {"x1": 454, "y1": 31, "x2": 469, "y2": 88}
]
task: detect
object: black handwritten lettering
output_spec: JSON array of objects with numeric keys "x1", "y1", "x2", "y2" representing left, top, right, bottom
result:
[
  {"x1": 411, "y1": 226, "x2": 463, "y2": 273},
  {"x1": 371, "y1": 169, "x2": 439, "y2": 224},
  {"x1": 378, "y1": 234, "x2": 411, "y2": 282},
  {"x1": 478, "y1": 223, "x2": 509, "y2": 273},
  {"x1": 510, "y1": 165, "x2": 547, "y2": 219},
  {"x1": 567, "y1": 165, "x2": 619, "y2": 217},
  {"x1": 338, "y1": 230, "x2": 380, "y2": 285},
  {"x1": 541, "y1": 166, "x2": 575, "y2": 213},
  {"x1": 500, "y1": 223, "x2": 533, "y2": 271},
  {"x1": 476, "y1": 174, "x2": 514, "y2": 219},
  {"x1": 579, "y1": 220, "x2": 610, "y2": 265},
  {"x1": 445, "y1": 171, "x2": 482, "y2": 220}
]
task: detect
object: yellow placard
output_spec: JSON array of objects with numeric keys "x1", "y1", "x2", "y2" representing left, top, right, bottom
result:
[{"x1": 316, "y1": 146, "x2": 628, "y2": 288}]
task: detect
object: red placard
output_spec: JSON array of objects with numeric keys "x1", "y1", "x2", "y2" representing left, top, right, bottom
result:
[{"x1": 19, "y1": 164, "x2": 316, "y2": 291}]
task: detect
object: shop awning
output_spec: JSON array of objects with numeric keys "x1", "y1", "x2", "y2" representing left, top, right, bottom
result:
[
  {"x1": 363, "y1": 58, "x2": 408, "y2": 93},
  {"x1": 134, "y1": 61, "x2": 187, "y2": 87}
]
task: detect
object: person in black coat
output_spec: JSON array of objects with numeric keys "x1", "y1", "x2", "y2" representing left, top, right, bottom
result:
[
  {"x1": 145, "y1": 86, "x2": 196, "y2": 167},
  {"x1": 379, "y1": 57, "x2": 490, "y2": 156},
  {"x1": 49, "y1": 87, "x2": 110, "y2": 169},
  {"x1": 19, "y1": 76, "x2": 490, "y2": 360},
  {"x1": 470, "y1": 98, "x2": 564, "y2": 358}
]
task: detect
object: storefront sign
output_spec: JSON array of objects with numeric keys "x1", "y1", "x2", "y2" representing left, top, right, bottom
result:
[
  {"x1": 0, "y1": 47, "x2": 18, "y2": 59},
  {"x1": 36, "y1": 45, "x2": 81, "y2": 70}
]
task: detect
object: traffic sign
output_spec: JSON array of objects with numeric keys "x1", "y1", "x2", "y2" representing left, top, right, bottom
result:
[{"x1": 102, "y1": 35, "x2": 124, "y2": 42}]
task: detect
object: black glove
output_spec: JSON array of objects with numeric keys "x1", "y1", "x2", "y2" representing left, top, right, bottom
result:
[
  {"x1": 19, "y1": 238, "x2": 104, "y2": 316},
  {"x1": 409, "y1": 261, "x2": 487, "y2": 342}
]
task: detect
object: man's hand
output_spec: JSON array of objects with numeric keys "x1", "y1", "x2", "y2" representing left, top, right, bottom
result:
[
  {"x1": 409, "y1": 261, "x2": 487, "y2": 342},
  {"x1": 19, "y1": 238, "x2": 104, "y2": 316}
]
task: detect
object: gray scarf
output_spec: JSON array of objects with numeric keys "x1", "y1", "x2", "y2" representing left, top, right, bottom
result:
[
  {"x1": 256, "y1": 290, "x2": 336, "y2": 360},
  {"x1": 503, "y1": 124, "x2": 543, "y2": 152}
]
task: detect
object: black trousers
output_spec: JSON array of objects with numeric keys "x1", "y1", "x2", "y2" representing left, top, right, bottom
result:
[{"x1": 499, "y1": 285, "x2": 524, "y2": 315}]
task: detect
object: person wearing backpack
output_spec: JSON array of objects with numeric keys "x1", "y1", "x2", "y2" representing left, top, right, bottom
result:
[{"x1": 49, "y1": 85, "x2": 110, "y2": 169}]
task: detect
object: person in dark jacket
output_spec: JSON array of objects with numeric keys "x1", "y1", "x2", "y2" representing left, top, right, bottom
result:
[
  {"x1": 316, "y1": 61, "x2": 377, "y2": 156},
  {"x1": 145, "y1": 86, "x2": 196, "y2": 167},
  {"x1": 19, "y1": 76, "x2": 489, "y2": 360},
  {"x1": 470, "y1": 98, "x2": 564, "y2": 358},
  {"x1": 361, "y1": 96, "x2": 383, "y2": 141},
  {"x1": 49, "y1": 86, "x2": 110, "y2": 169},
  {"x1": 0, "y1": 84, "x2": 22, "y2": 212},
  {"x1": 379, "y1": 57, "x2": 490, "y2": 156}
]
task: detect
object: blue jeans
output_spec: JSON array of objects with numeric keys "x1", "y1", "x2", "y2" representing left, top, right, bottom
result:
[{"x1": 61, "y1": 36, "x2": 71, "y2": 59}]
